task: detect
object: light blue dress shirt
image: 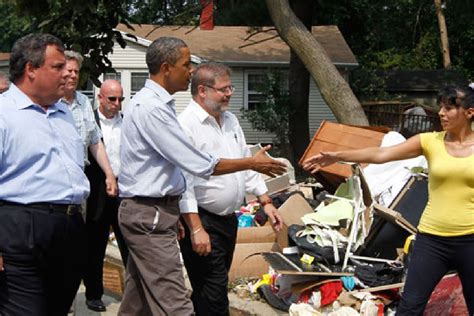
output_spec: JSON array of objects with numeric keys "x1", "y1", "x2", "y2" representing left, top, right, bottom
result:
[
  {"x1": 0, "y1": 84, "x2": 90, "y2": 204},
  {"x1": 119, "y1": 79, "x2": 219, "y2": 198}
]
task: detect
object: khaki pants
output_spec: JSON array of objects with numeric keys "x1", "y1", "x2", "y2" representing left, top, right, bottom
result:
[{"x1": 117, "y1": 197, "x2": 194, "y2": 316}]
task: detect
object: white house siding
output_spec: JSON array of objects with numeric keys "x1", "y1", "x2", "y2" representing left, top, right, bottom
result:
[{"x1": 308, "y1": 79, "x2": 337, "y2": 138}]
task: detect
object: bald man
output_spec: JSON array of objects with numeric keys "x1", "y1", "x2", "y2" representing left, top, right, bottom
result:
[{"x1": 82, "y1": 79, "x2": 128, "y2": 312}]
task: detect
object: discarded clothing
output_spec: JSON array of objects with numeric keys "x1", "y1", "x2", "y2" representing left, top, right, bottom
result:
[
  {"x1": 288, "y1": 224, "x2": 346, "y2": 265},
  {"x1": 354, "y1": 262, "x2": 403, "y2": 287},
  {"x1": 320, "y1": 281, "x2": 343, "y2": 306}
]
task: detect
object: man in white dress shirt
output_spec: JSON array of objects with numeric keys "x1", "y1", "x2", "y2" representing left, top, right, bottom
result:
[
  {"x1": 82, "y1": 79, "x2": 128, "y2": 312},
  {"x1": 178, "y1": 62, "x2": 283, "y2": 315}
]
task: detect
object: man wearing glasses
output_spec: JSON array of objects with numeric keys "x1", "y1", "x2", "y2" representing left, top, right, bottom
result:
[
  {"x1": 178, "y1": 62, "x2": 283, "y2": 315},
  {"x1": 82, "y1": 79, "x2": 129, "y2": 312}
]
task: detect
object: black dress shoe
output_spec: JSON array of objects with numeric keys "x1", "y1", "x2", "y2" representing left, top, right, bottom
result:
[{"x1": 86, "y1": 299, "x2": 107, "y2": 312}]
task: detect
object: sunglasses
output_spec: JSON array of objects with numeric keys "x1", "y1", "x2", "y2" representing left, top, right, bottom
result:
[{"x1": 107, "y1": 96, "x2": 125, "y2": 102}]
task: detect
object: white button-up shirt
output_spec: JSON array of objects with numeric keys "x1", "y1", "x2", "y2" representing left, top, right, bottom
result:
[
  {"x1": 99, "y1": 110, "x2": 121, "y2": 177},
  {"x1": 119, "y1": 80, "x2": 219, "y2": 198},
  {"x1": 178, "y1": 100, "x2": 267, "y2": 216}
]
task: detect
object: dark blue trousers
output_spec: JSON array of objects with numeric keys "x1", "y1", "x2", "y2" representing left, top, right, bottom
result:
[{"x1": 0, "y1": 205, "x2": 86, "y2": 316}]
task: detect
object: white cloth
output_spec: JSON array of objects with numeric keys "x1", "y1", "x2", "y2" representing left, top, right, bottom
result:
[
  {"x1": 178, "y1": 100, "x2": 267, "y2": 216},
  {"x1": 363, "y1": 131, "x2": 428, "y2": 206},
  {"x1": 99, "y1": 110, "x2": 122, "y2": 176}
]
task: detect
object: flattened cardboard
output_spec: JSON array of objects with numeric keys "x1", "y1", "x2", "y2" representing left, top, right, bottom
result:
[
  {"x1": 275, "y1": 194, "x2": 314, "y2": 249},
  {"x1": 236, "y1": 224, "x2": 276, "y2": 244},
  {"x1": 228, "y1": 242, "x2": 281, "y2": 281},
  {"x1": 299, "y1": 121, "x2": 386, "y2": 191}
]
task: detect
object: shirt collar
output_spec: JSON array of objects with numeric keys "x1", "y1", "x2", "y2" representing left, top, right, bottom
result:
[
  {"x1": 98, "y1": 109, "x2": 120, "y2": 123},
  {"x1": 189, "y1": 99, "x2": 230, "y2": 125},
  {"x1": 189, "y1": 99, "x2": 212, "y2": 124},
  {"x1": 7, "y1": 83, "x2": 65, "y2": 113},
  {"x1": 145, "y1": 79, "x2": 174, "y2": 107}
]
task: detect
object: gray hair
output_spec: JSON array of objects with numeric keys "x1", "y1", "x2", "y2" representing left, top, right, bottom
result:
[
  {"x1": 9, "y1": 33, "x2": 64, "y2": 83},
  {"x1": 146, "y1": 37, "x2": 187, "y2": 75},
  {"x1": 64, "y1": 50, "x2": 84, "y2": 69},
  {"x1": 191, "y1": 62, "x2": 232, "y2": 96}
]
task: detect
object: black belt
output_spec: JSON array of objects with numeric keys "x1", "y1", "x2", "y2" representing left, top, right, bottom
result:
[
  {"x1": 0, "y1": 200, "x2": 82, "y2": 215},
  {"x1": 198, "y1": 206, "x2": 235, "y2": 219},
  {"x1": 131, "y1": 195, "x2": 181, "y2": 204}
]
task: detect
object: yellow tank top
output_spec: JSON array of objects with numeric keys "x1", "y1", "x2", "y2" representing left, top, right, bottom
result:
[{"x1": 418, "y1": 132, "x2": 474, "y2": 236}]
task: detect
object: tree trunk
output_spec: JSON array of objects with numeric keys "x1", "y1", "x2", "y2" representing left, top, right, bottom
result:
[
  {"x1": 434, "y1": 0, "x2": 451, "y2": 68},
  {"x1": 266, "y1": 0, "x2": 368, "y2": 125},
  {"x1": 288, "y1": 0, "x2": 311, "y2": 165}
]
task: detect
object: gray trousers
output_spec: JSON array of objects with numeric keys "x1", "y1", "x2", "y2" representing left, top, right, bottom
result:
[{"x1": 117, "y1": 197, "x2": 194, "y2": 316}]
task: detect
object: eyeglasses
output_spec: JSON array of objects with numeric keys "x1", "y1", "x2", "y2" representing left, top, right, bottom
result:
[
  {"x1": 203, "y1": 85, "x2": 235, "y2": 94},
  {"x1": 107, "y1": 96, "x2": 125, "y2": 102}
]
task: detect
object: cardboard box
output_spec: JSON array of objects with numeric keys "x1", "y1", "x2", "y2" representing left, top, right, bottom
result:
[
  {"x1": 299, "y1": 121, "x2": 386, "y2": 192},
  {"x1": 274, "y1": 193, "x2": 315, "y2": 249},
  {"x1": 228, "y1": 195, "x2": 311, "y2": 281},
  {"x1": 230, "y1": 169, "x2": 374, "y2": 280},
  {"x1": 229, "y1": 242, "x2": 281, "y2": 281}
]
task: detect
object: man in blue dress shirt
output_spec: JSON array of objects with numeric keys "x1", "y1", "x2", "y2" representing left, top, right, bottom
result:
[
  {"x1": 0, "y1": 34, "x2": 90, "y2": 316},
  {"x1": 118, "y1": 37, "x2": 286, "y2": 315}
]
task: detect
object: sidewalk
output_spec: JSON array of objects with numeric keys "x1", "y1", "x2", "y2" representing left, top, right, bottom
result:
[
  {"x1": 71, "y1": 243, "x2": 283, "y2": 316},
  {"x1": 71, "y1": 283, "x2": 121, "y2": 316}
]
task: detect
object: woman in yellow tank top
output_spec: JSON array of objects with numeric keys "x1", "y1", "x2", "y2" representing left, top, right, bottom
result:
[{"x1": 303, "y1": 84, "x2": 474, "y2": 315}]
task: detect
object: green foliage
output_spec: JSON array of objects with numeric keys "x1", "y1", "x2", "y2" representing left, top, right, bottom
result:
[
  {"x1": 241, "y1": 70, "x2": 290, "y2": 145},
  {"x1": 0, "y1": 1, "x2": 32, "y2": 52},
  {"x1": 10, "y1": 0, "x2": 134, "y2": 87},
  {"x1": 126, "y1": 0, "x2": 201, "y2": 25},
  {"x1": 214, "y1": 0, "x2": 271, "y2": 26}
]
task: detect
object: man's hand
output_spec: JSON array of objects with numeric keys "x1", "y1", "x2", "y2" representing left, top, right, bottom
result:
[
  {"x1": 191, "y1": 227, "x2": 211, "y2": 256},
  {"x1": 302, "y1": 152, "x2": 339, "y2": 174},
  {"x1": 0, "y1": 253, "x2": 4, "y2": 272},
  {"x1": 252, "y1": 145, "x2": 287, "y2": 177},
  {"x1": 177, "y1": 220, "x2": 186, "y2": 241},
  {"x1": 263, "y1": 204, "x2": 284, "y2": 231},
  {"x1": 105, "y1": 175, "x2": 118, "y2": 197}
]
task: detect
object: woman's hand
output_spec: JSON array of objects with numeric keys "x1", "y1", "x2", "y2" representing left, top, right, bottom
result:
[{"x1": 302, "y1": 152, "x2": 339, "y2": 173}]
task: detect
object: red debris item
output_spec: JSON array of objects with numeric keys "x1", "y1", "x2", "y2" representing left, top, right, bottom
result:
[
  {"x1": 424, "y1": 274, "x2": 468, "y2": 316},
  {"x1": 377, "y1": 303, "x2": 384, "y2": 316},
  {"x1": 298, "y1": 289, "x2": 313, "y2": 304},
  {"x1": 319, "y1": 281, "x2": 343, "y2": 306},
  {"x1": 200, "y1": 0, "x2": 214, "y2": 30}
]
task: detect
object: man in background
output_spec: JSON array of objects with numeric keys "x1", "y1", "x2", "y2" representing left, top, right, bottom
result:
[
  {"x1": 83, "y1": 79, "x2": 128, "y2": 312},
  {"x1": 178, "y1": 62, "x2": 283, "y2": 315},
  {"x1": 61, "y1": 50, "x2": 117, "y2": 197}
]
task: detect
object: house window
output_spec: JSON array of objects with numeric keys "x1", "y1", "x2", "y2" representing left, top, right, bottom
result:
[
  {"x1": 244, "y1": 70, "x2": 289, "y2": 110},
  {"x1": 104, "y1": 72, "x2": 122, "y2": 82},
  {"x1": 131, "y1": 72, "x2": 149, "y2": 96},
  {"x1": 78, "y1": 79, "x2": 96, "y2": 107}
]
